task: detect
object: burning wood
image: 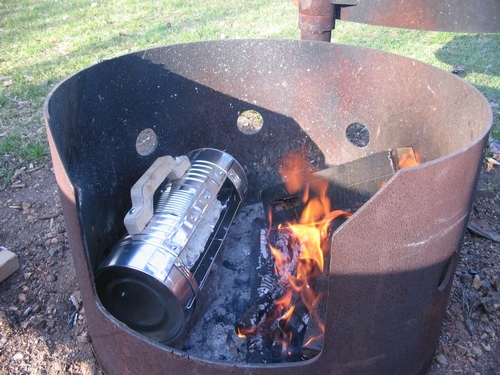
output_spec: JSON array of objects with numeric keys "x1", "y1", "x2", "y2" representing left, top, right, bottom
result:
[
  {"x1": 236, "y1": 149, "x2": 359, "y2": 362},
  {"x1": 236, "y1": 210, "x2": 351, "y2": 362},
  {"x1": 261, "y1": 149, "x2": 397, "y2": 223},
  {"x1": 235, "y1": 224, "x2": 299, "y2": 363}
]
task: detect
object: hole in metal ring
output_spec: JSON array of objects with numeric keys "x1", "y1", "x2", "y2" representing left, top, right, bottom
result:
[
  {"x1": 346, "y1": 123, "x2": 370, "y2": 148},
  {"x1": 237, "y1": 110, "x2": 264, "y2": 134},
  {"x1": 136, "y1": 128, "x2": 158, "y2": 156}
]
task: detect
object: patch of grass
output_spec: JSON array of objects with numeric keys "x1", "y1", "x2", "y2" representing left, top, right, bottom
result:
[
  {"x1": 0, "y1": 133, "x2": 47, "y2": 162},
  {"x1": 492, "y1": 110, "x2": 500, "y2": 140},
  {"x1": 0, "y1": 134, "x2": 23, "y2": 155},
  {"x1": 1, "y1": 0, "x2": 298, "y2": 188}
]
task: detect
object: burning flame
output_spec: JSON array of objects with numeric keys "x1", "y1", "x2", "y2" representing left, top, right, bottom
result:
[
  {"x1": 270, "y1": 150, "x2": 351, "y2": 349},
  {"x1": 397, "y1": 148, "x2": 421, "y2": 169},
  {"x1": 236, "y1": 149, "x2": 353, "y2": 358}
]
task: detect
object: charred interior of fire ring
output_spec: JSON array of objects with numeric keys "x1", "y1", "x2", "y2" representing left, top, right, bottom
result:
[
  {"x1": 94, "y1": 142, "x2": 406, "y2": 361},
  {"x1": 44, "y1": 37, "x2": 493, "y2": 374}
]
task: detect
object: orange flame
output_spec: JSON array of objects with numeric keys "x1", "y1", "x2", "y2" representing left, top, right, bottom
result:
[
  {"x1": 237, "y1": 149, "x2": 353, "y2": 354},
  {"x1": 397, "y1": 149, "x2": 421, "y2": 169},
  {"x1": 270, "y1": 149, "x2": 352, "y2": 347}
]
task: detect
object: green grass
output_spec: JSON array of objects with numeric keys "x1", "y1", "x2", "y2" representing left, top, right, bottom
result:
[{"x1": 1, "y1": 1, "x2": 499, "y2": 189}]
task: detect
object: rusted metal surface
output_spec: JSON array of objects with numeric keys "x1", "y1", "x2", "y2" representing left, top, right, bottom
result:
[
  {"x1": 298, "y1": 0, "x2": 336, "y2": 41},
  {"x1": 297, "y1": 0, "x2": 500, "y2": 40},
  {"x1": 337, "y1": 0, "x2": 500, "y2": 33},
  {"x1": 44, "y1": 40, "x2": 491, "y2": 374}
]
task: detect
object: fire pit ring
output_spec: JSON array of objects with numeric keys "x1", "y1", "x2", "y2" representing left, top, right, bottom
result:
[{"x1": 44, "y1": 39, "x2": 492, "y2": 374}]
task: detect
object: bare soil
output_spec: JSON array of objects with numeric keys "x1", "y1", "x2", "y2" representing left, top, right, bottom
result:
[{"x1": 0, "y1": 156, "x2": 499, "y2": 375}]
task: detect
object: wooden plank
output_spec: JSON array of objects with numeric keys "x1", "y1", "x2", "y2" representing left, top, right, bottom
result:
[
  {"x1": 261, "y1": 150, "x2": 396, "y2": 224},
  {"x1": 0, "y1": 249, "x2": 19, "y2": 283}
]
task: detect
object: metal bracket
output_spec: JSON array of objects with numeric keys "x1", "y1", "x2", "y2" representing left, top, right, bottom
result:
[{"x1": 331, "y1": 0, "x2": 357, "y2": 6}]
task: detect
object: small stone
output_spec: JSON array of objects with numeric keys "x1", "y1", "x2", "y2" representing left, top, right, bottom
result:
[
  {"x1": 493, "y1": 275, "x2": 500, "y2": 290},
  {"x1": 48, "y1": 248, "x2": 57, "y2": 257},
  {"x1": 77, "y1": 332, "x2": 91, "y2": 343},
  {"x1": 481, "y1": 343, "x2": 491, "y2": 352},
  {"x1": 468, "y1": 356, "x2": 476, "y2": 365},
  {"x1": 45, "y1": 274, "x2": 56, "y2": 282},
  {"x1": 480, "y1": 292, "x2": 500, "y2": 313},
  {"x1": 480, "y1": 314, "x2": 489, "y2": 323},
  {"x1": 33, "y1": 319, "x2": 46, "y2": 330},
  {"x1": 469, "y1": 269, "x2": 479, "y2": 275},
  {"x1": 460, "y1": 273, "x2": 473, "y2": 284},
  {"x1": 435, "y1": 353, "x2": 448, "y2": 366},
  {"x1": 22, "y1": 285, "x2": 30, "y2": 293},
  {"x1": 18, "y1": 293, "x2": 27, "y2": 303},
  {"x1": 12, "y1": 352, "x2": 24, "y2": 361},
  {"x1": 471, "y1": 346, "x2": 483, "y2": 356},
  {"x1": 70, "y1": 291, "x2": 82, "y2": 310},
  {"x1": 481, "y1": 279, "x2": 492, "y2": 289},
  {"x1": 473, "y1": 275, "x2": 482, "y2": 289},
  {"x1": 22, "y1": 202, "x2": 31, "y2": 210},
  {"x1": 457, "y1": 344, "x2": 468, "y2": 355},
  {"x1": 24, "y1": 272, "x2": 32, "y2": 280},
  {"x1": 50, "y1": 238, "x2": 58, "y2": 245}
]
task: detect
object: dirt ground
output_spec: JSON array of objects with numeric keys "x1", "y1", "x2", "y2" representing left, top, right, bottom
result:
[{"x1": 0, "y1": 154, "x2": 499, "y2": 374}]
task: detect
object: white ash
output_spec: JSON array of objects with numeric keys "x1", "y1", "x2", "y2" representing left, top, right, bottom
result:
[
  {"x1": 180, "y1": 202, "x2": 264, "y2": 362},
  {"x1": 180, "y1": 199, "x2": 224, "y2": 268},
  {"x1": 257, "y1": 229, "x2": 274, "y2": 297}
]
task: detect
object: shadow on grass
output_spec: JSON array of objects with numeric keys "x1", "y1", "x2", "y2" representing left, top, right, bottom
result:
[
  {"x1": 435, "y1": 34, "x2": 500, "y2": 138},
  {"x1": 434, "y1": 34, "x2": 500, "y2": 102}
]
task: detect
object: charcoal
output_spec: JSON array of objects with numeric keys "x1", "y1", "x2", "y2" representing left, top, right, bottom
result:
[
  {"x1": 275, "y1": 301, "x2": 309, "y2": 362},
  {"x1": 246, "y1": 332, "x2": 275, "y2": 363},
  {"x1": 235, "y1": 282, "x2": 289, "y2": 336}
]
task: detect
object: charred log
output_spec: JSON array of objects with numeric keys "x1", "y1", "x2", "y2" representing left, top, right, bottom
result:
[
  {"x1": 235, "y1": 282, "x2": 289, "y2": 336},
  {"x1": 261, "y1": 149, "x2": 397, "y2": 223},
  {"x1": 274, "y1": 301, "x2": 309, "y2": 362},
  {"x1": 246, "y1": 332, "x2": 275, "y2": 363}
]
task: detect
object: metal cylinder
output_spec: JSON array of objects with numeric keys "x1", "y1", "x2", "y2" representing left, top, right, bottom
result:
[{"x1": 95, "y1": 148, "x2": 247, "y2": 345}]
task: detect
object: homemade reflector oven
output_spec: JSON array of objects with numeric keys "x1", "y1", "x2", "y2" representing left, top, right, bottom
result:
[{"x1": 44, "y1": 1, "x2": 499, "y2": 374}]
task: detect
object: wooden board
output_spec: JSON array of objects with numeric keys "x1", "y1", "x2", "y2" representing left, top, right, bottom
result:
[{"x1": 0, "y1": 249, "x2": 19, "y2": 283}]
